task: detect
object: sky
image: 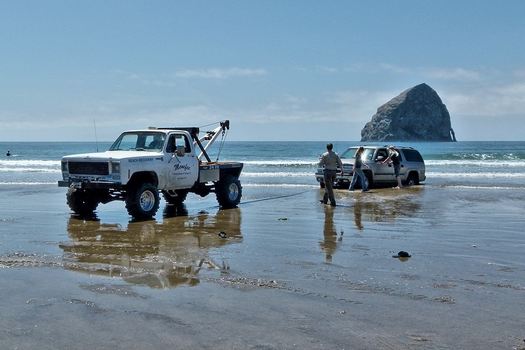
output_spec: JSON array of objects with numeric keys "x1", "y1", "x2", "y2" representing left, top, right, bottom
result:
[{"x1": 1, "y1": 0, "x2": 524, "y2": 141}]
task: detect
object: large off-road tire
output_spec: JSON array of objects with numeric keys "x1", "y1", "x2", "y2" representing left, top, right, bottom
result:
[
  {"x1": 162, "y1": 190, "x2": 188, "y2": 206},
  {"x1": 215, "y1": 175, "x2": 242, "y2": 209},
  {"x1": 404, "y1": 172, "x2": 419, "y2": 186},
  {"x1": 319, "y1": 181, "x2": 325, "y2": 189},
  {"x1": 67, "y1": 187, "x2": 99, "y2": 216},
  {"x1": 125, "y1": 182, "x2": 160, "y2": 219}
]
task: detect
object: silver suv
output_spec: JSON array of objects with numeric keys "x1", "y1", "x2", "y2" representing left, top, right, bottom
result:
[{"x1": 315, "y1": 145, "x2": 426, "y2": 189}]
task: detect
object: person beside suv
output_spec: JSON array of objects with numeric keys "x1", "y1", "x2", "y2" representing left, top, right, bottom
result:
[
  {"x1": 349, "y1": 146, "x2": 369, "y2": 192},
  {"x1": 315, "y1": 145, "x2": 426, "y2": 190},
  {"x1": 381, "y1": 146, "x2": 403, "y2": 189}
]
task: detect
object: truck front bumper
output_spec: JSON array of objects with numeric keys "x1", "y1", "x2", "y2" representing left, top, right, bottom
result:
[{"x1": 58, "y1": 180, "x2": 123, "y2": 190}]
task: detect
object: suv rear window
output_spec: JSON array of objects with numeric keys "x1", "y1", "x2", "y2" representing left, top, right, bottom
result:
[
  {"x1": 402, "y1": 149, "x2": 424, "y2": 162},
  {"x1": 340, "y1": 147, "x2": 357, "y2": 159}
]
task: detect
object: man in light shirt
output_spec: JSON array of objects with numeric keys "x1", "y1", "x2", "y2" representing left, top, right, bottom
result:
[{"x1": 318, "y1": 143, "x2": 343, "y2": 206}]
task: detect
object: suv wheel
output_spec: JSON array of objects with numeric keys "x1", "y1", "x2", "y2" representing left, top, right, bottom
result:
[{"x1": 405, "y1": 172, "x2": 419, "y2": 186}]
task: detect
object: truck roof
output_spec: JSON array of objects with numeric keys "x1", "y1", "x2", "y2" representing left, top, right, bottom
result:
[
  {"x1": 121, "y1": 127, "x2": 199, "y2": 135},
  {"x1": 155, "y1": 127, "x2": 200, "y2": 136}
]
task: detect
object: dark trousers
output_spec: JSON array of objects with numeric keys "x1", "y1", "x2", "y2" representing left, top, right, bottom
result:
[{"x1": 323, "y1": 169, "x2": 337, "y2": 205}]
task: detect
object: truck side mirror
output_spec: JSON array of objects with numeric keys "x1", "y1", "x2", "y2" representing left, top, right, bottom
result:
[
  {"x1": 376, "y1": 155, "x2": 384, "y2": 162},
  {"x1": 175, "y1": 145, "x2": 186, "y2": 156}
]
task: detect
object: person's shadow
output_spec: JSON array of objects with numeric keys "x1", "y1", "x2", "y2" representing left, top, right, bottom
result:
[{"x1": 320, "y1": 206, "x2": 339, "y2": 263}]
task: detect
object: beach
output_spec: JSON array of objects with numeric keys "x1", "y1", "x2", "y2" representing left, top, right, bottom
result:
[
  {"x1": 1, "y1": 182, "x2": 524, "y2": 349},
  {"x1": 2, "y1": 1, "x2": 525, "y2": 347}
]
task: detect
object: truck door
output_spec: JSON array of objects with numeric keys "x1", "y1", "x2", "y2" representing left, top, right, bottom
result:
[{"x1": 165, "y1": 133, "x2": 199, "y2": 189}]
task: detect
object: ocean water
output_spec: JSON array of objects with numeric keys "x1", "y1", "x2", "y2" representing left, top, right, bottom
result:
[{"x1": 1, "y1": 141, "x2": 524, "y2": 189}]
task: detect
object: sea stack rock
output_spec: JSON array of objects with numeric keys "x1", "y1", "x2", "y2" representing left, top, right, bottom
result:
[{"x1": 360, "y1": 83, "x2": 456, "y2": 142}]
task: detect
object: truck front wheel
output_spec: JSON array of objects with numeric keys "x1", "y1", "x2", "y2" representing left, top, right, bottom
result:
[
  {"x1": 216, "y1": 176, "x2": 242, "y2": 208},
  {"x1": 126, "y1": 183, "x2": 160, "y2": 219},
  {"x1": 67, "y1": 187, "x2": 99, "y2": 216}
]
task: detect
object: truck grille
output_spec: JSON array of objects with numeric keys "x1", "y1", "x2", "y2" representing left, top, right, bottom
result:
[{"x1": 68, "y1": 162, "x2": 109, "y2": 175}]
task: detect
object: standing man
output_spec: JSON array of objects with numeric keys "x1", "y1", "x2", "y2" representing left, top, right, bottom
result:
[{"x1": 318, "y1": 143, "x2": 343, "y2": 206}]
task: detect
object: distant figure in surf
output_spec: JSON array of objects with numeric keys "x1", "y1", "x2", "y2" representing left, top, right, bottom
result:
[{"x1": 6, "y1": 150, "x2": 11, "y2": 157}]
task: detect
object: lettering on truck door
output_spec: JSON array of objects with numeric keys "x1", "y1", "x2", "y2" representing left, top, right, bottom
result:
[{"x1": 166, "y1": 133, "x2": 198, "y2": 189}]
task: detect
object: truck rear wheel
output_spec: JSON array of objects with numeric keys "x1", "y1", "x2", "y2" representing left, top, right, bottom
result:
[
  {"x1": 162, "y1": 190, "x2": 188, "y2": 206},
  {"x1": 67, "y1": 187, "x2": 98, "y2": 216},
  {"x1": 126, "y1": 182, "x2": 160, "y2": 219},
  {"x1": 216, "y1": 175, "x2": 242, "y2": 208}
]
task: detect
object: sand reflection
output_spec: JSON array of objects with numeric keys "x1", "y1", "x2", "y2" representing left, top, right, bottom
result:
[
  {"x1": 320, "y1": 206, "x2": 339, "y2": 263},
  {"x1": 60, "y1": 207, "x2": 242, "y2": 288},
  {"x1": 349, "y1": 188, "x2": 424, "y2": 229}
]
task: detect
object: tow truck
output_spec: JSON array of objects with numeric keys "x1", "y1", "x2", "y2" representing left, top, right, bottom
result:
[{"x1": 58, "y1": 120, "x2": 243, "y2": 219}]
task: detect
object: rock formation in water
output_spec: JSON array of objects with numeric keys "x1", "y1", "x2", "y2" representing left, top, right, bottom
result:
[{"x1": 360, "y1": 83, "x2": 456, "y2": 142}]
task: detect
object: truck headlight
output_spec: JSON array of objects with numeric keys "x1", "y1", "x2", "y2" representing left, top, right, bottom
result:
[
  {"x1": 110, "y1": 161, "x2": 120, "y2": 174},
  {"x1": 61, "y1": 161, "x2": 68, "y2": 172}
]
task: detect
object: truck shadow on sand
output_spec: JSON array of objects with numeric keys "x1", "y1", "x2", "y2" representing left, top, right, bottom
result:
[{"x1": 59, "y1": 207, "x2": 242, "y2": 289}]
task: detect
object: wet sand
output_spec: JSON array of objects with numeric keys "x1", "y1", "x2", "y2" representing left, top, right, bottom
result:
[{"x1": 1, "y1": 183, "x2": 524, "y2": 349}]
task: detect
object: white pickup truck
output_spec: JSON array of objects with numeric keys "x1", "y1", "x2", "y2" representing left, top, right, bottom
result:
[{"x1": 58, "y1": 120, "x2": 243, "y2": 219}]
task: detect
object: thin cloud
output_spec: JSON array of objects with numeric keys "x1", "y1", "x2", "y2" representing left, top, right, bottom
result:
[
  {"x1": 345, "y1": 63, "x2": 482, "y2": 82},
  {"x1": 237, "y1": 89, "x2": 394, "y2": 125},
  {"x1": 423, "y1": 67, "x2": 481, "y2": 81},
  {"x1": 318, "y1": 66, "x2": 338, "y2": 73},
  {"x1": 378, "y1": 63, "x2": 409, "y2": 74},
  {"x1": 513, "y1": 69, "x2": 525, "y2": 78},
  {"x1": 444, "y1": 81, "x2": 525, "y2": 117},
  {"x1": 174, "y1": 67, "x2": 267, "y2": 79},
  {"x1": 329, "y1": 89, "x2": 398, "y2": 120},
  {"x1": 113, "y1": 70, "x2": 177, "y2": 87}
]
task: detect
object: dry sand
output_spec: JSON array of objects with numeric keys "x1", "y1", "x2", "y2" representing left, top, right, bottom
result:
[{"x1": 0, "y1": 183, "x2": 524, "y2": 349}]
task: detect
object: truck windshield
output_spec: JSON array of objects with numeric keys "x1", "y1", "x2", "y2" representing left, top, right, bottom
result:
[{"x1": 109, "y1": 132, "x2": 166, "y2": 151}]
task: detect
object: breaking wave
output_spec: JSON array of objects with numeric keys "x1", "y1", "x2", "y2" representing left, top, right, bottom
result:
[
  {"x1": 229, "y1": 159, "x2": 318, "y2": 167},
  {"x1": 0, "y1": 160, "x2": 60, "y2": 167},
  {"x1": 0, "y1": 167, "x2": 61, "y2": 173},
  {"x1": 241, "y1": 172, "x2": 312, "y2": 178},
  {"x1": 425, "y1": 160, "x2": 525, "y2": 167},
  {"x1": 426, "y1": 172, "x2": 525, "y2": 178}
]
